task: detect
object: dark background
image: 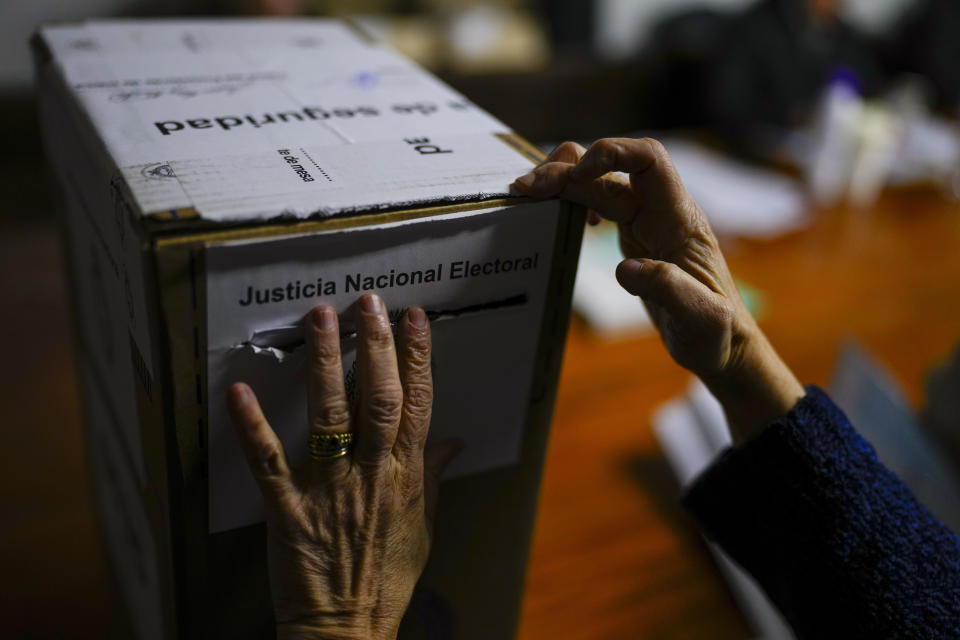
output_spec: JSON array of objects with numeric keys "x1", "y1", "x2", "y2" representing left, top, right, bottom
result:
[{"x1": 2, "y1": 0, "x2": 958, "y2": 637}]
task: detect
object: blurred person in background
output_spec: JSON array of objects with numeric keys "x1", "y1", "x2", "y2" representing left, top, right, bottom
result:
[
  {"x1": 707, "y1": 0, "x2": 885, "y2": 141},
  {"x1": 636, "y1": 0, "x2": 886, "y2": 152},
  {"x1": 878, "y1": 0, "x2": 960, "y2": 114},
  {"x1": 630, "y1": 0, "x2": 960, "y2": 204},
  {"x1": 228, "y1": 137, "x2": 960, "y2": 640}
]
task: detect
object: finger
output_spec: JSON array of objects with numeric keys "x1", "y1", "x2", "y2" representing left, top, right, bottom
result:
[
  {"x1": 305, "y1": 305, "x2": 352, "y2": 477},
  {"x1": 513, "y1": 161, "x2": 638, "y2": 222},
  {"x1": 615, "y1": 258, "x2": 711, "y2": 317},
  {"x1": 355, "y1": 293, "x2": 403, "y2": 469},
  {"x1": 423, "y1": 438, "x2": 464, "y2": 533},
  {"x1": 540, "y1": 140, "x2": 586, "y2": 166},
  {"x1": 568, "y1": 137, "x2": 668, "y2": 183},
  {"x1": 512, "y1": 141, "x2": 585, "y2": 193},
  {"x1": 511, "y1": 160, "x2": 572, "y2": 196},
  {"x1": 570, "y1": 138, "x2": 693, "y2": 223},
  {"x1": 393, "y1": 307, "x2": 433, "y2": 468},
  {"x1": 559, "y1": 172, "x2": 637, "y2": 222},
  {"x1": 227, "y1": 383, "x2": 295, "y2": 508},
  {"x1": 587, "y1": 210, "x2": 602, "y2": 226}
]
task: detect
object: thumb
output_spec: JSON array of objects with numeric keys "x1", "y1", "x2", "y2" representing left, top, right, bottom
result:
[
  {"x1": 615, "y1": 258, "x2": 705, "y2": 315},
  {"x1": 423, "y1": 438, "x2": 464, "y2": 532},
  {"x1": 226, "y1": 383, "x2": 295, "y2": 513}
]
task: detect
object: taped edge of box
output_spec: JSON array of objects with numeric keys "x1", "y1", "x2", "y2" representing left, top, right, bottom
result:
[{"x1": 142, "y1": 131, "x2": 547, "y2": 242}]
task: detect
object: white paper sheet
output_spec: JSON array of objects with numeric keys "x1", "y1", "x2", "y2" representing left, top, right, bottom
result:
[
  {"x1": 662, "y1": 138, "x2": 808, "y2": 238},
  {"x1": 653, "y1": 382, "x2": 795, "y2": 639},
  {"x1": 205, "y1": 201, "x2": 558, "y2": 533}
]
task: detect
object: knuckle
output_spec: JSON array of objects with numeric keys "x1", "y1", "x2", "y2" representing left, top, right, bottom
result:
[
  {"x1": 366, "y1": 387, "x2": 403, "y2": 424},
  {"x1": 310, "y1": 341, "x2": 341, "y2": 368},
  {"x1": 645, "y1": 260, "x2": 668, "y2": 278},
  {"x1": 591, "y1": 139, "x2": 623, "y2": 172},
  {"x1": 404, "y1": 381, "x2": 433, "y2": 414},
  {"x1": 657, "y1": 261, "x2": 677, "y2": 277},
  {"x1": 647, "y1": 263, "x2": 674, "y2": 292},
  {"x1": 640, "y1": 137, "x2": 668, "y2": 159},
  {"x1": 556, "y1": 140, "x2": 582, "y2": 158},
  {"x1": 254, "y1": 441, "x2": 285, "y2": 475},
  {"x1": 403, "y1": 339, "x2": 430, "y2": 367},
  {"x1": 594, "y1": 138, "x2": 620, "y2": 160},
  {"x1": 594, "y1": 137, "x2": 617, "y2": 150},
  {"x1": 364, "y1": 322, "x2": 394, "y2": 348},
  {"x1": 315, "y1": 401, "x2": 351, "y2": 428}
]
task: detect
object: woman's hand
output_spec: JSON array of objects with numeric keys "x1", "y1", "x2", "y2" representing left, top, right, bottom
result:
[
  {"x1": 513, "y1": 138, "x2": 804, "y2": 441},
  {"x1": 227, "y1": 294, "x2": 460, "y2": 640}
]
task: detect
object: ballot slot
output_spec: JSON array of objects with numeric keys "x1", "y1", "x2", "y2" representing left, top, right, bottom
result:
[{"x1": 241, "y1": 292, "x2": 529, "y2": 355}]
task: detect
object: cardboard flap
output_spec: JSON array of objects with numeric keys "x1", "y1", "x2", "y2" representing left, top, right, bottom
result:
[
  {"x1": 38, "y1": 19, "x2": 538, "y2": 223},
  {"x1": 120, "y1": 133, "x2": 538, "y2": 222}
]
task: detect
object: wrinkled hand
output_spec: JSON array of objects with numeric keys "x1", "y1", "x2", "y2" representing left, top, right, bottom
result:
[
  {"x1": 514, "y1": 138, "x2": 744, "y2": 377},
  {"x1": 513, "y1": 138, "x2": 804, "y2": 440},
  {"x1": 227, "y1": 294, "x2": 460, "y2": 640}
]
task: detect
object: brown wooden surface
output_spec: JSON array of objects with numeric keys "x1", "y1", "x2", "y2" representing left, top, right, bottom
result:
[
  {"x1": 517, "y1": 189, "x2": 960, "y2": 640},
  {"x1": 1, "y1": 189, "x2": 959, "y2": 638}
]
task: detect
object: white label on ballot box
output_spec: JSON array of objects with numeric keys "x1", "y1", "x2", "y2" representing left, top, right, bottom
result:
[{"x1": 205, "y1": 201, "x2": 557, "y2": 533}]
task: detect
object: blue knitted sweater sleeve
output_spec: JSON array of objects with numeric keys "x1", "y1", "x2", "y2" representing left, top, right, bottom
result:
[{"x1": 681, "y1": 386, "x2": 960, "y2": 639}]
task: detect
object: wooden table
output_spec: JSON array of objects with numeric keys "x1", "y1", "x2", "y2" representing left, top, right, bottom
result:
[
  {"x1": 1, "y1": 189, "x2": 958, "y2": 638},
  {"x1": 518, "y1": 188, "x2": 960, "y2": 639}
]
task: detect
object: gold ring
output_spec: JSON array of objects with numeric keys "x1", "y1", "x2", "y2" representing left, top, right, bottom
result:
[{"x1": 308, "y1": 432, "x2": 354, "y2": 460}]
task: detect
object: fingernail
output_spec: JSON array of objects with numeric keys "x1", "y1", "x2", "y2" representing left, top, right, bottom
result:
[
  {"x1": 312, "y1": 306, "x2": 336, "y2": 331},
  {"x1": 513, "y1": 172, "x2": 536, "y2": 189},
  {"x1": 408, "y1": 306, "x2": 427, "y2": 328},
  {"x1": 360, "y1": 293, "x2": 382, "y2": 313}
]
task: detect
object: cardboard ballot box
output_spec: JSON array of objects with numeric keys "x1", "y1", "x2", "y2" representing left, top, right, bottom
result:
[{"x1": 34, "y1": 19, "x2": 583, "y2": 639}]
